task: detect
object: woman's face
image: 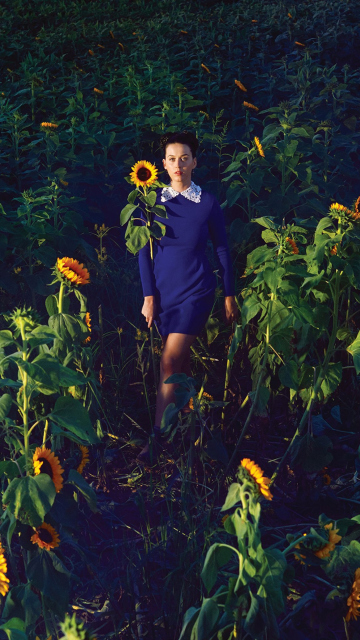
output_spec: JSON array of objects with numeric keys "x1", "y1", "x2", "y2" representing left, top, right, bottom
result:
[{"x1": 162, "y1": 143, "x2": 197, "y2": 184}]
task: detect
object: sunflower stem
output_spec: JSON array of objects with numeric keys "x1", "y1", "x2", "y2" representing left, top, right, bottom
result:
[
  {"x1": 18, "y1": 318, "x2": 30, "y2": 473},
  {"x1": 58, "y1": 281, "x2": 65, "y2": 314}
]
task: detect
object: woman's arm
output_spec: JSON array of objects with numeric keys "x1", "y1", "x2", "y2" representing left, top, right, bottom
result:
[
  {"x1": 136, "y1": 209, "x2": 157, "y2": 298},
  {"x1": 208, "y1": 196, "x2": 238, "y2": 324},
  {"x1": 208, "y1": 196, "x2": 235, "y2": 297}
]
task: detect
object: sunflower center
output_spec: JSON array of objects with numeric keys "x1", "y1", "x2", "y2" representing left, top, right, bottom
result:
[
  {"x1": 38, "y1": 458, "x2": 53, "y2": 479},
  {"x1": 38, "y1": 528, "x2": 53, "y2": 543},
  {"x1": 137, "y1": 167, "x2": 152, "y2": 181}
]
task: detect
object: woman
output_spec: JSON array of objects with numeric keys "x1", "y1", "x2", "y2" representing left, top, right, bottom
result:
[{"x1": 138, "y1": 130, "x2": 238, "y2": 460}]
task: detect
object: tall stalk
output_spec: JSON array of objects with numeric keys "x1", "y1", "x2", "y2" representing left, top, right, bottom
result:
[{"x1": 19, "y1": 319, "x2": 30, "y2": 472}]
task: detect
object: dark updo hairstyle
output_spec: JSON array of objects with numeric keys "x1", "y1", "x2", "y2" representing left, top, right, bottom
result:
[{"x1": 159, "y1": 130, "x2": 199, "y2": 159}]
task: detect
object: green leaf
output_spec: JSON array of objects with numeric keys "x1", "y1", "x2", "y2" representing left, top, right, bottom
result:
[
  {"x1": 201, "y1": 544, "x2": 235, "y2": 592},
  {"x1": 0, "y1": 394, "x2": 12, "y2": 420},
  {"x1": 227, "y1": 324, "x2": 242, "y2": 365},
  {"x1": 0, "y1": 617, "x2": 27, "y2": 640},
  {"x1": 196, "y1": 598, "x2": 220, "y2": 640},
  {"x1": 347, "y1": 331, "x2": 360, "y2": 374},
  {"x1": 48, "y1": 313, "x2": 83, "y2": 343},
  {"x1": 144, "y1": 190, "x2": 157, "y2": 207},
  {"x1": 249, "y1": 386, "x2": 270, "y2": 416},
  {"x1": 321, "y1": 362, "x2": 342, "y2": 397},
  {"x1": 26, "y1": 551, "x2": 70, "y2": 618},
  {"x1": 221, "y1": 483, "x2": 243, "y2": 512},
  {"x1": 263, "y1": 267, "x2": 285, "y2": 293},
  {"x1": 291, "y1": 434, "x2": 333, "y2": 473},
  {"x1": 178, "y1": 607, "x2": 200, "y2": 640},
  {"x1": 49, "y1": 396, "x2": 99, "y2": 444},
  {"x1": 0, "y1": 331, "x2": 15, "y2": 348},
  {"x1": 257, "y1": 549, "x2": 287, "y2": 616},
  {"x1": 125, "y1": 221, "x2": 151, "y2": 254},
  {"x1": 241, "y1": 294, "x2": 261, "y2": 327},
  {"x1": 3, "y1": 475, "x2": 56, "y2": 527},
  {"x1": 261, "y1": 229, "x2": 278, "y2": 244},
  {"x1": 247, "y1": 246, "x2": 276, "y2": 269},
  {"x1": 120, "y1": 203, "x2": 138, "y2": 226},
  {"x1": 66, "y1": 469, "x2": 98, "y2": 513},
  {"x1": 252, "y1": 216, "x2": 278, "y2": 230},
  {"x1": 205, "y1": 317, "x2": 220, "y2": 345},
  {"x1": 127, "y1": 189, "x2": 138, "y2": 204},
  {"x1": 278, "y1": 361, "x2": 299, "y2": 391}
]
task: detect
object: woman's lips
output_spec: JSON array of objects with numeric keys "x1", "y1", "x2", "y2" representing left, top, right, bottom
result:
[{"x1": 174, "y1": 171, "x2": 182, "y2": 174}]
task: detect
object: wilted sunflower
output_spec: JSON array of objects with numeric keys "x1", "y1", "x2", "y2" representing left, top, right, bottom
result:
[
  {"x1": 329, "y1": 202, "x2": 358, "y2": 223},
  {"x1": 254, "y1": 136, "x2": 265, "y2": 157},
  {"x1": 0, "y1": 541, "x2": 10, "y2": 597},
  {"x1": 83, "y1": 311, "x2": 91, "y2": 344},
  {"x1": 189, "y1": 391, "x2": 214, "y2": 411},
  {"x1": 286, "y1": 237, "x2": 299, "y2": 254},
  {"x1": 330, "y1": 245, "x2": 338, "y2": 256},
  {"x1": 77, "y1": 445, "x2": 90, "y2": 475},
  {"x1": 31, "y1": 522, "x2": 60, "y2": 551},
  {"x1": 33, "y1": 446, "x2": 64, "y2": 493},
  {"x1": 346, "y1": 568, "x2": 360, "y2": 621},
  {"x1": 243, "y1": 101, "x2": 259, "y2": 111},
  {"x1": 56, "y1": 257, "x2": 90, "y2": 286},
  {"x1": 238, "y1": 458, "x2": 273, "y2": 500},
  {"x1": 313, "y1": 522, "x2": 341, "y2": 559},
  {"x1": 235, "y1": 79, "x2": 247, "y2": 92}
]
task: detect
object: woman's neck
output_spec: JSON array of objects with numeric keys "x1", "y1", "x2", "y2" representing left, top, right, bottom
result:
[{"x1": 170, "y1": 178, "x2": 192, "y2": 192}]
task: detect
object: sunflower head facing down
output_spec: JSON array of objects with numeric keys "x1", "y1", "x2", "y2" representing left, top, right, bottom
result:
[
  {"x1": 77, "y1": 445, "x2": 90, "y2": 475},
  {"x1": 33, "y1": 446, "x2": 64, "y2": 493},
  {"x1": 55, "y1": 257, "x2": 90, "y2": 288},
  {"x1": 129, "y1": 160, "x2": 158, "y2": 188},
  {"x1": 238, "y1": 458, "x2": 273, "y2": 501},
  {"x1": 31, "y1": 522, "x2": 60, "y2": 551}
]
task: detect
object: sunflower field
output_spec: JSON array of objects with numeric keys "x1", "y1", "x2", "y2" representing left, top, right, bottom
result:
[{"x1": 0, "y1": 0, "x2": 360, "y2": 638}]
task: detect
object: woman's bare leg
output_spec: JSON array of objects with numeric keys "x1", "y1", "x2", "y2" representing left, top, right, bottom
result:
[{"x1": 154, "y1": 333, "x2": 196, "y2": 427}]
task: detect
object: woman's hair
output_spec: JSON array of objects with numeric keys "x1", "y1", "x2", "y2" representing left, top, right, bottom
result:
[{"x1": 159, "y1": 130, "x2": 199, "y2": 159}]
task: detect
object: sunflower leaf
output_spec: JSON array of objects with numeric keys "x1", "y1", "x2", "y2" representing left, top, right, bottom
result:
[
  {"x1": 66, "y1": 469, "x2": 98, "y2": 513},
  {"x1": 2, "y1": 475, "x2": 56, "y2": 527},
  {"x1": 49, "y1": 396, "x2": 99, "y2": 444}
]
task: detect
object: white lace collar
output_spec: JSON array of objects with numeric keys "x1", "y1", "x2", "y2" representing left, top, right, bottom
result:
[{"x1": 160, "y1": 180, "x2": 201, "y2": 203}]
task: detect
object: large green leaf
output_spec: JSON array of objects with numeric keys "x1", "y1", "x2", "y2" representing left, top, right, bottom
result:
[
  {"x1": 0, "y1": 331, "x2": 15, "y2": 348},
  {"x1": 227, "y1": 324, "x2": 242, "y2": 365},
  {"x1": 321, "y1": 362, "x2": 342, "y2": 397},
  {"x1": 125, "y1": 221, "x2": 151, "y2": 254},
  {"x1": 221, "y1": 483, "x2": 243, "y2": 512},
  {"x1": 0, "y1": 617, "x2": 27, "y2": 640},
  {"x1": 3, "y1": 475, "x2": 56, "y2": 527},
  {"x1": 278, "y1": 361, "x2": 299, "y2": 391},
  {"x1": 178, "y1": 607, "x2": 200, "y2": 640},
  {"x1": 49, "y1": 396, "x2": 99, "y2": 444},
  {"x1": 256, "y1": 549, "x2": 287, "y2": 616},
  {"x1": 48, "y1": 313, "x2": 83, "y2": 345},
  {"x1": 201, "y1": 544, "x2": 235, "y2": 593},
  {"x1": 196, "y1": 598, "x2": 220, "y2": 640},
  {"x1": 120, "y1": 203, "x2": 138, "y2": 226},
  {"x1": 241, "y1": 294, "x2": 261, "y2": 327},
  {"x1": 26, "y1": 551, "x2": 70, "y2": 618}
]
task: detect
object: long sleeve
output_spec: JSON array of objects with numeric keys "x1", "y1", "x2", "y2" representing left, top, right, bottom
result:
[
  {"x1": 208, "y1": 196, "x2": 235, "y2": 297},
  {"x1": 137, "y1": 212, "x2": 157, "y2": 297}
]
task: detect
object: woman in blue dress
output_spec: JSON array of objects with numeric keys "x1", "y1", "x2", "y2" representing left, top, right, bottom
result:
[{"x1": 138, "y1": 131, "x2": 238, "y2": 456}]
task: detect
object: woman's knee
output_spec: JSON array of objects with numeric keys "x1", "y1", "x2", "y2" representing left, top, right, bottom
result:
[{"x1": 160, "y1": 353, "x2": 183, "y2": 376}]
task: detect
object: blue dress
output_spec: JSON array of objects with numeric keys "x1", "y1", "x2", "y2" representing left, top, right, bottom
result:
[{"x1": 138, "y1": 181, "x2": 235, "y2": 337}]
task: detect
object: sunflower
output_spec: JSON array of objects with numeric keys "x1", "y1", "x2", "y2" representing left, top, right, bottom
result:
[
  {"x1": 56, "y1": 257, "x2": 90, "y2": 286},
  {"x1": 235, "y1": 79, "x2": 247, "y2": 92},
  {"x1": 286, "y1": 237, "x2": 299, "y2": 254},
  {"x1": 129, "y1": 160, "x2": 158, "y2": 188},
  {"x1": 83, "y1": 311, "x2": 91, "y2": 344},
  {"x1": 329, "y1": 202, "x2": 359, "y2": 223},
  {"x1": 354, "y1": 196, "x2": 360, "y2": 217},
  {"x1": 313, "y1": 522, "x2": 341, "y2": 559},
  {"x1": 243, "y1": 101, "x2": 259, "y2": 111},
  {"x1": 189, "y1": 391, "x2": 214, "y2": 411},
  {"x1": 239, "y1": 458, "x2": 273, "y2": 500},
  {"x1": 33, "y1": 446, "x2": 64, "y2": 493},
  {"x1": 40, "y1": 122, "x2": 58, "y2": 130},
  {"x1": 330, "y1": 245, "x2": 338, "y2": 255},
  {"x1": 346, "y1": 568, "x2": 360, "y2": 621},
  {"x1": 254, "y1": 136, "x2": 265, "y2": 157},
  {"x1": 77, "y1": 445, "x2": 90, "y2": 475},
  {"x1": 0, "y1": 541, "x2": 10, "y2": 597},
  {"x1": 31, "y1": 522, "x2": 60, "y2": 551}
]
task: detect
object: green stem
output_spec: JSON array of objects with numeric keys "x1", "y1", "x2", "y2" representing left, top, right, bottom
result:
[
  {"x1": 270, "y1": 269, "x2": 342, "y2": 486},
  {"x1": 58, "y1": 282, "x2": 65, "y2": 314},
  {"x1": 19, "y1": 319, "x2": 30, "y2": 473},
  {"x1": 220, "y1": 296, "x2": 274, "y2": 483}
]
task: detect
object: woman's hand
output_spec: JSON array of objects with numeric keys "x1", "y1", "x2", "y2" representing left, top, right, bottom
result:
[
  {"x1": 224, "y1": 296, "x2": 239, "y2": 325},
  {"x1": 141, "y1": 296, "x2": 157, "y2": 328}
]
